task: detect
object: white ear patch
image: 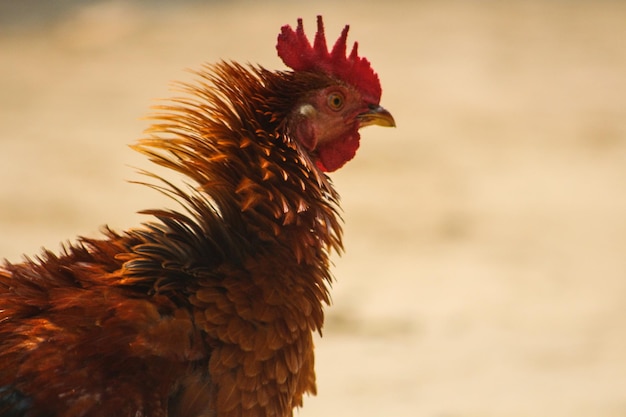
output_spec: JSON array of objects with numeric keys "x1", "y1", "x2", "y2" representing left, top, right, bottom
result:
[{"x1": 298, "y1": 104, "x2": 317, "y2": 117}]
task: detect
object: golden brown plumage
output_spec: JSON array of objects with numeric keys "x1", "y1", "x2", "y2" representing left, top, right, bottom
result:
[{"x1": 0, "y1": 17, "x2": 394, "y2": 417}]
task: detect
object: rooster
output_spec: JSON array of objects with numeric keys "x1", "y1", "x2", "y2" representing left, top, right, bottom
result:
[{"x1": 0, "y1": 16, "x2": 394, "y2": 417}]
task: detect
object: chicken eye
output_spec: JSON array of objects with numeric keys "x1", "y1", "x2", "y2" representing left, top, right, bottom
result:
[{"x1": 327, "y1": 92, "x2": 345, "y2": 111}]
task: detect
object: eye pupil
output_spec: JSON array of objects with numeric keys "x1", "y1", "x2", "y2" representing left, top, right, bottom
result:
[{"x1": 328, "y1": 93, "x2": 344, "y2": 110}]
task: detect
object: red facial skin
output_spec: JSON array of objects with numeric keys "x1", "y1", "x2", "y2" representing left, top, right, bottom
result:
[{"x1": 289, "y1": 85, "x2": 371, "y2": 172}]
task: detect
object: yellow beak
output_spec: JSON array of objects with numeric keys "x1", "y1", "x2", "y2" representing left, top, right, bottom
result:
[{"x1": 358, "y1": 105, "x2": 396, "y2": 128}]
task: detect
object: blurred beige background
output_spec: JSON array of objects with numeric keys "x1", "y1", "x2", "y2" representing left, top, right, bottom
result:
[{"x1": 1, "y1": 1, "x2": 626, "y2": 416}]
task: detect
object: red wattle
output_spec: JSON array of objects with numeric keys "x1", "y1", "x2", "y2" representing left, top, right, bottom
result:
[{"x1": 316, "y1": 132, "x2": 360, "y2": 172}]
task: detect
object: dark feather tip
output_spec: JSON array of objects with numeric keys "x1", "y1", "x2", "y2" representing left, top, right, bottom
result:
[{"x1": 0, "y1": 386, "x2": 32, "y2": 417}]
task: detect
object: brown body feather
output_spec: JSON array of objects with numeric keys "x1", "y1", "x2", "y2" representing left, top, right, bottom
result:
[{"x1": 0, "y1": 62, "x2": 343, "y2": 417}]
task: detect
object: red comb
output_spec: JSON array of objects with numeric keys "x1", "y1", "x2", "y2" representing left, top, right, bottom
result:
[{"x1": 277, "y1": 16, "x2": 382, "y2": 103}]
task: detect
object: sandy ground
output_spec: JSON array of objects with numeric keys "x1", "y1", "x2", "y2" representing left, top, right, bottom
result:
[{"x1": 1, "y1": 1, "x2": 626, "y2": 416}]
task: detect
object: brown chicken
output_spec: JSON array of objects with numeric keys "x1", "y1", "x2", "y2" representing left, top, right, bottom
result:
[{"x1": 0, "y1": 16, "x2": 394, "y2": 417}]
